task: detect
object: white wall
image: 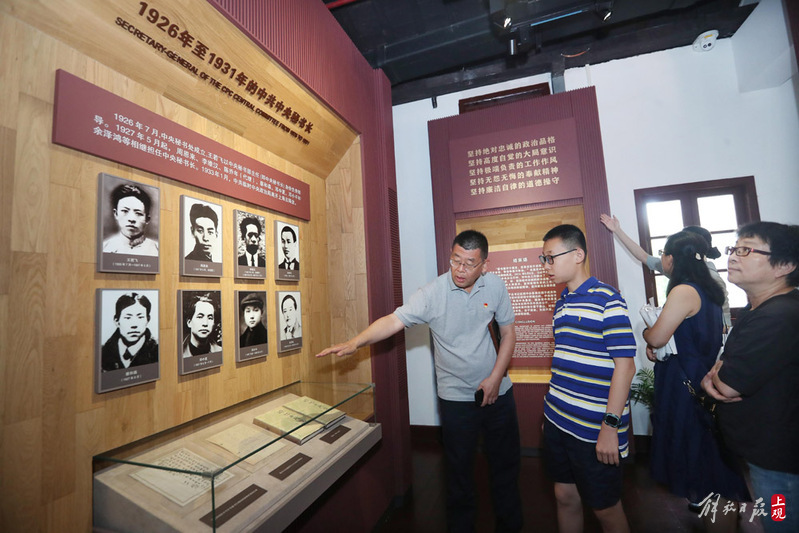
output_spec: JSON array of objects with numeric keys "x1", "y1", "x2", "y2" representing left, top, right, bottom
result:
[
  {"x1": 567, "y1": 40, "x2": 799, "y2": 433},
  {"x1": 393, "y1": 10, "x2": 799, "y2": 430}
]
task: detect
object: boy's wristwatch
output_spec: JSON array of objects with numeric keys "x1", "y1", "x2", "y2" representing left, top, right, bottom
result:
[{"x1": 602, "y1": 413, "x2": 622, "y2": 428}]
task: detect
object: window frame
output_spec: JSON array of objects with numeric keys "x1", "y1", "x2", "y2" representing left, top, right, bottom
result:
[{"x1": 633, "y1": 177, "x2": 760, "y2": 317}]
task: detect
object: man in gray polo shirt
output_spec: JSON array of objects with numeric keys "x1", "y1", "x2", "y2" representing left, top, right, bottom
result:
[{"x1": 317, "y1": 230, "x2": 522, "y2": 532}]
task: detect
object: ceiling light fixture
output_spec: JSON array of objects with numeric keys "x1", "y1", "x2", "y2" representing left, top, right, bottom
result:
[
  {"x1": 595, "y1": 1, "x2": 613, "y2": 22},
  {"x1": 492, "y1": 1, "x2": 614, "y2": 33},
  {"x1": 491, "y1": 0, "x2": 614, "y2": 57}
]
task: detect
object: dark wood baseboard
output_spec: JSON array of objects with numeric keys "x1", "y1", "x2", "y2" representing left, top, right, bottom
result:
[
  {"x1": 633, "y1": 434, "x2": 652, "y2": 456},
  {"x1": 409, "y1": 424, "x2": 442, "y2": 444}
]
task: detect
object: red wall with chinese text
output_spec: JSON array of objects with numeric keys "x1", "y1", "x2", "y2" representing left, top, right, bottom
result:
[{"x1": 429, "y1": 87, "x2": 618, "y2": 288}]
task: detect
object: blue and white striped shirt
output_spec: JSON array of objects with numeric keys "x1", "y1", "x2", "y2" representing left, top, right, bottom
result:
[{"x1": 543, "y1": 277, "x2": 636, "y2": 457}]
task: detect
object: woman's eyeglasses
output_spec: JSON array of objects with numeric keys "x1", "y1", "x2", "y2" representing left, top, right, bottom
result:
[{"x1": 725, "y1": 246, "x2": 771, "y2": 257}]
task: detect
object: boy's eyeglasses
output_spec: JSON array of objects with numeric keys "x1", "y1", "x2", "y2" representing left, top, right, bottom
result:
[{"x1": 538, "y1": 249, "x2": 577, "y2": 265}]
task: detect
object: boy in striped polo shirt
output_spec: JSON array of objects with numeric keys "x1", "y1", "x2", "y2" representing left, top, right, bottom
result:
[{"x1": 540, "y1": 224, "x2": 636, "y2": 533}]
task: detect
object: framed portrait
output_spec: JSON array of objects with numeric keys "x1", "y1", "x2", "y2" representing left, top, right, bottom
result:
[
  {"x1": 274, "y1": 221, "x2": 300, "y2": 281},
  {"x1": 97, "y1": 173, "x2": 160, "y2": 274},
  {"x1": 180, "y1": 195, "x2": 223, "y2": 277},
  {"x1": 95, "y1": 289, "x2": 160, "y2": 393},
  {"x1": 234, "y1": 210, "x2": 266, "y2": 279},
  {"x1": 178, "y1": 290, "x2": 223, "y2": 375},
  {"x1": 235, "y1": 290, "x2": 268, "y2": 362},
  {"x1": 276, "y1": 290, "x2": 302, "y2": 353}
]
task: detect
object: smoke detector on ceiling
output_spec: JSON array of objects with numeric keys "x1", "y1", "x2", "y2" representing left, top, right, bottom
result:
[{"x1": 693, "y1": 30, "x2": 719, "y2": 52}]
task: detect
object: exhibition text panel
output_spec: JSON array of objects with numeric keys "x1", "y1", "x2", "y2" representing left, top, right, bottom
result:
[
  {"x1": 489, "y1": 248, "x2": 564, "y2": 368},
  {"x1": 53, "y1": 70, "x2": 310, "y2": 220},
  {"x1": 448, "y1": 119, "x2": 582, "y2": 213}
]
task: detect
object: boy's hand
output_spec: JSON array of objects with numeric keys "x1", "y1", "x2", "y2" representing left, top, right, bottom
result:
[{"x1": 596, "y1": 426, "x2": 620, "y2": 465}]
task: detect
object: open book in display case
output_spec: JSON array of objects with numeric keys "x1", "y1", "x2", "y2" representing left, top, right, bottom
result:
[{"x1": 93, "y1": 381, "x2": 379, "y2": 532}]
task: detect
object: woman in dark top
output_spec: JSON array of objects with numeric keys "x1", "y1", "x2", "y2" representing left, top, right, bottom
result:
[
  {"x1": 702, "y1": 221, "x2": 799, "y2": 533},
  {"x1": 643, "y1": 231, "x2": 749, "y2": 532}
]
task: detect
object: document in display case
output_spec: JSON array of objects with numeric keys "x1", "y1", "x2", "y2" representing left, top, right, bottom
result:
[
  {"x1": 93, "y1": 382, "x2": 378, "y2": 532},
  {"x1": 129, "y1": 448, "x2": 235, "y2": 506},
  {"x1": 283, "y1": 396, "x2": 346, "y2": 428},
  {"x1": 253, "y1": 407, "x2": 325, "y2": 445}
]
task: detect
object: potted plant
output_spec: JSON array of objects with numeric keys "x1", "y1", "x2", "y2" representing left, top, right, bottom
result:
[{"x1": 630, "y1": 367, "x2": 655, "y2": 411}]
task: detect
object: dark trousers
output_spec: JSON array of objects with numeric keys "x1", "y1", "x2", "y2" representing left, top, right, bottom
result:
[{"x1": 439, "y1": 388, "x2": 523, "y2": 533}]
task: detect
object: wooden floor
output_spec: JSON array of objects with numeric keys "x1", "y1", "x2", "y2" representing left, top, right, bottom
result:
[{"x1": 374, "y1": 429, "x2": 766, "y2": 533}]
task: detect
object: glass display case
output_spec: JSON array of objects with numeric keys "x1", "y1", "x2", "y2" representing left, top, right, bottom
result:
[{"x1": 93, "y1": 381, "x2": 379, "y2": 532}]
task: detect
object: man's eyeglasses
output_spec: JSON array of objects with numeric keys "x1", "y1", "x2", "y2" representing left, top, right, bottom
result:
[
  {"x1": 449, "y1": 258, "x2": 485, "y2": 271},
  {"x1": 725, "y1": 246, "x2": 771, "y2": 257},
  {"x1": 539, "y1": 249, "x2": 577, "y2": 265}
]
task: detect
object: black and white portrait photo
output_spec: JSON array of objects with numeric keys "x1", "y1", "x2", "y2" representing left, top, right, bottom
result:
[
  {"x1": 236, "y1": 291, "x2": 268, "y2": 362},
  {"x1": 178, "y1": 290, "x2": 223, "y2": 375},
  {"x1": 180, "y1": 196, "x2": 223, "y2": 277},
  {"x1": 277, "y1": 291, "x2": 302, "y2": 352},
  {"x1": 235, "y1": 210, "x2": 266, "y2": 279},
  {"x1": 97, "y1": 173, "x2": 160, "y2": 274},
  {"x1": 95, "y1": 289, "x2": 160, "y2": 393},
  {"x1": 275, "y1": 221, "x2": 300, "y2": 281}
]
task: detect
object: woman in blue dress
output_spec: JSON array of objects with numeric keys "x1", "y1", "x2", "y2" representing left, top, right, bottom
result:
[{"x1": 643, "y1": 231, "x2": 749, "y2": 532}]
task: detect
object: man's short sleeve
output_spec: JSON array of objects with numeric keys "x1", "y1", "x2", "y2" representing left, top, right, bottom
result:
[
  {"x1": 494, "y1": 277, "x2": 515, "y2": 326},
  {"x1": 645, "y1": 255, "x2": 663, "y2": 273},
  {"x1": 393, "y1": 285, "x2": 433, "y2": 328},
  {"x1": 603, "y1": 291, "x2": 637, "y2": 358}
]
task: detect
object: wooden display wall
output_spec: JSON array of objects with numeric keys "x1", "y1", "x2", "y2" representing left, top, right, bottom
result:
[{"x1": 0, "y1": 4, "x2": 370, "y2": 531}]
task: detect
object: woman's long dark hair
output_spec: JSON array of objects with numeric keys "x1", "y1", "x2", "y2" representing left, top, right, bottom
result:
[{"x1": 664, "y1": 231, "x2": 725, "y2": 306}]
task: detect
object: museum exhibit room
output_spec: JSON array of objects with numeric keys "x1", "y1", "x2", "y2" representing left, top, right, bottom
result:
[{"x1": 0, "y1": 0, "x2": 797, "y2": 532}]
